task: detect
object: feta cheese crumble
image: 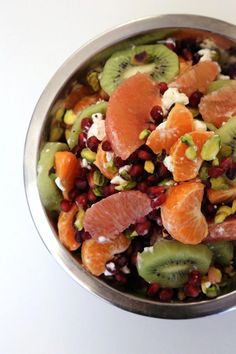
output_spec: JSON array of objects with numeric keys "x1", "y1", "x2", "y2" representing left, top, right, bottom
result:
[
  {"x1": 55, "y1": 177, "x2": 65, "y2": 192},
  {"x1": 87, "y1": 113, "x2": 106, "y2": 140},
  {"x1": 110, "y1": 175, "x2": 127, "y2": 185},
  {"x1": 162, "y1": 88, "x2": 189, "y2": 114},
  {"x1": 81, "y1": 158, "x2": 91, "y2": 169},
  {"x1": 217, "y1": 74, "x2": 230, "y2": 80},
  {"x1": 193, "y1": 119, "x2": 207, "y2": 131},
  {"x1": 163, "y1": 155, "x2": 173, "y2": 172},
  {"x1": 118, "y1": 165, "x2": 132, "y2": 174},
  {"x1": 198, "y1": 48, "x2": 217, "y2": 62}
]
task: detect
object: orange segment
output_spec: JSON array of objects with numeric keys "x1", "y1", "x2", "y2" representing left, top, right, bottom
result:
[
  {"x1": 207, "y1": 187, "x2": 236, "y2": 204},
  {"x1": 81, "y1": 233, "x2": 130, "y2": 276},
  {"x1": 55, "y1": 151, "x2": 81, "y2": 199},
  {"x1": 94, "y1": 143, "x2": 117, "y2": 179},
  {"x1": 199, "y1": 82, "x2": 236, "y2": 128},
  {"x1": 170, "y1": 131, "x2": 214, "y2": 181},
  {"x1": 161, "y1": 182, "x2": 208, "y2": 244},
  {"x1": 105, "y1": 73, "x2": 161, "y2": 160},
  {"x1": 84, "y1": 190, "x2": 152, "y2": 240},
  {"x1": 179, "y1": 57, "x2": 192, "y2": 74},
  {"x1": 64, "y1": 85, "x2": 91, "y2": 109},
  {"x1": 73, "y1": 94, "x2": 100, "y2": 114},
  {"x1": 146, "y1": 103, "x2": 194, "y2": 154},
  {"x1": 170, "y1": 61, "x2": 219, "y2": 97},
  {"x1": 58, "y1": 204, "x2": 80, "y2": 251}
]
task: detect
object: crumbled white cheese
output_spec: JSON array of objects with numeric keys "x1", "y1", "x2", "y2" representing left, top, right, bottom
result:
[
  {"x1": 106, "y1": 152, "x2": 114, "y2": 162},
  {"x1": 200, "y1": 38, "x2": 216, "y2": 49},
  {"x1": 121, "y1": 265, "x2": 131, "y2": 274},
  {"x1": 110, "y1": 175, "x2": 127, "y2": 185},
  {"x1": 198, "y1": 48, "x2": 216, "y2": 62},
  {"x1": 193, "y1": 119, "x2": 207, "y2": 131},
  {"x1": 144, "y1": 246, "x2": 154, "y2": 253},
  {"x1": 87, "y1": 114, "x2": 106, "y2": 140},
  {"x1": 97, "y1": 236, "x2": 108, "y2": 243},
  {"x1": 217, "y1": 74, "x2": 231, "y2": 80},
  {"x1": 106, "y1": 262, "x2": 116, "y2": 272},
  {"x1": 55, "y1": 177, "x2": 65, "y2": 192},
  {"x1": 162, "y1": 88, "x2": 189, "y2": 114},
  {"x1": 163, "y1": 156, "x2": 173, "y2": 172},
  {"x1": 118, "y1": 165, "x2": 132, "y2": 174},
  {"x1": 81, "y1": 158, "x2": 91, "y2": 169},
  {"x1": 156, "y1": 121, "x2": 167, "y2": 130},
  {"x1": 104, "y1": 269, "x2": 113, "y2": 276}
]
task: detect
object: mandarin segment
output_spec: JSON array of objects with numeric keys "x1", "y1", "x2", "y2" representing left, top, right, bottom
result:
[
  {"x1": 81, "y1": 233, "x2": 131, "y2": 276},
  {"x1": 94, "y1": 143, "x2": 117, "y2": 179},
  {"x1": 161, "y1": 182, "x2": 208, "y2": 245},
  {"x1": 58, "y1": 204, "x2": 80, "y2": 251},
  {"x1": 73, "y1": 94, "x2": 100, "y2": 114}
]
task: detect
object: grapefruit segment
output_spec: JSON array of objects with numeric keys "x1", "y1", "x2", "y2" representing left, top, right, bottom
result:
[
  {"x1": 170, "y1": 61, "x2": 219, "y2": 97},
  {"x1": 105, "y1": 73, "x2": 161, "y2": 160},
  {"x1": 84, "y1": 190, "x2": 152, "y2": 240},
  {"x1": 58, "y1": 204, "x2": 80, "y2": 251},
  {"x1": 199, "y1": 81, "x2": 236, "y2": 128},
  {"x1": 161, "y1": 182, "x2": 208, "y2": 244},
  {"x1": 81, "y1": 233, "x2": 130, "y2": 276},
  {"x1": 146, "y1": 103, "x2": 194, "y2": 154},
  {"x1": 170, "y1": 131, "x2": 214, "y2": 181},
  {"x1": 206, "y1": 217, "x2": 236, "y2": 241}
]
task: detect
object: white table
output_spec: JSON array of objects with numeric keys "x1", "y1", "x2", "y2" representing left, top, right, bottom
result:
[{"x1": 1, "y1": 1, "x2": 236, "y2": 353}]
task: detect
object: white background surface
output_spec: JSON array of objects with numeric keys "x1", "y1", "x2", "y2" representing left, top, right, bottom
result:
[{"x1": 1, "y1": 1, "x2": 236, "y2": 353}]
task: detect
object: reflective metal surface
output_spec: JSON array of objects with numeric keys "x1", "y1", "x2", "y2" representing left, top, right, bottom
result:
[{"x1": 24, "y1": 14, "x2": 236, "y2": 319}]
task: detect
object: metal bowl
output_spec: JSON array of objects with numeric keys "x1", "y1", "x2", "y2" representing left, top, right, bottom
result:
[{"x1": 24, "y1": 14, "x2": 236, "y2": 319}]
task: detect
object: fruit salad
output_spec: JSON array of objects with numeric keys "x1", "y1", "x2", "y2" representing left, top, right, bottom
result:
[{"x1": 37, "y1": 31, "x2": 236, "y2": 302}]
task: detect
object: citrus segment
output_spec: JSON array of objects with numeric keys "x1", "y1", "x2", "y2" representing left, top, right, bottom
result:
[
  {"x1": 199, "y1": 81, "x2": 236, "y2": 128},
  {"x1": 84, "y1": 190, "x2": 152, "y2": 240},
  {"x1": 206, "y1": 217, "x2": 236, "y2": 241},
  {"x1": 64, "y1": 85, "x2": 91, "y2": 109},
  {"x1": 81, "y1": 233, "x2": 130, "y2": 276},
  {"x1": 58, "y1": 204, "x2": 80, "y2": 251},
  {"x1": 105, "y1": 73, "x2": 161, "y2": 160},
  {"x1": 73, "y1": 94, "x2": 100, "y2": 114},
  {"x1": 170, "y1": 61, "x2": 219, "y2": 97},
  {"x1": 161, "y1": 182, "x2": 208, "y2": 244},
  {"x1": 146, "y1": 103, "x2": 194, "y2": 154},
  {"x1": 207, "y1": 187, "x2": 236, "y2": 204},
  {"x1": 170, "y1": 131, "x2": 214, "y2": 181},
  {"x1": 94, "y1": 143, "x2": 117, "y2": 179}
]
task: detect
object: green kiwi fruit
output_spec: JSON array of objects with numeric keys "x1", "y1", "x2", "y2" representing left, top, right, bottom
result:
[
  {"x1": 68, "y1": 101, "x2": 107, "y2": 149},
  {"x1": 137, "y1": 240, "x2": 212, "y2": 288},
  {"x1": 207, "y1": 80, "x2": 235, "y2": 94},
  {"x1": 206, "y1": 241, "x2": 234, "y2": 265},
  {"x1": 216, "y1": 116, "x2": 236, "y2": 160},
  {"x1": 100, "y1": 44, "x2": 179, "y2": 95}
]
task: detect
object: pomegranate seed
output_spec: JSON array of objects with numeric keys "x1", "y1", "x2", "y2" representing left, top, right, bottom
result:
[
  {"x1": 88, "y1": 190, "x2": 97, "y2": 203},
  {"x1": 115, "y1": 272, "x2": 127, "y2": 284},
  {"x1": 165, "y1": 42, "x2": 175, "y2": 51},
  {"x1": 87, "y1": 136, "x2": 100, "y2": 152},
  {"x1": 189, "y1": 90, "x2": 203, "y2": 108},
  {"x1": 146, "y1": 174, "x2": 159, "y2": 185},
  {"x1": 60, "y1": 199, "x2": 73, "y2": 212},
  {"x1": 184, "y1": 284, "x2": 200, "y2": 298},
  {"x1": 127, "y1": 150, "x2": 139, "y2": 164},
  {"x1": 79, "y1": 168, "x2": 87, "y2": 179},
  {"x1": 182, "y1": 48, "x2": 193, "y2": 61},
  {"x1": 147, "y1": 209, "x2": 159, "y2": 220},
  {"x1": 103, "y1": 184, "x2": 117, "y2": 196},
  {"x1": 75, "y1": 230, "x2": 83, "y2": 243},
  {"x1": 105, "y1": 261, "x2": 117, "y2": 275},
  {"x1": 115, "y1": 255, "x2": 128, "y2": 268},
  {"x1": 75, "y1": 178, "x2": 88, "y2": 190},
  {"x1": 114, "y1": 157, "x2": 124, "y2": 168},
  {"x1": 137, "y1": 181, "x2": 149, "y2": 192},
  {"x1": 129, "y1": 164, "x2": 143, "y2": 177},
  {"x1": 136, "y1": 216, "x2": 147, "y2": 224},
  {"x1": 150, "y1": 105, "x2": 164, "y2": 124},
  {"x1": 208, "y1": 167, "x2": 224, "y2": 178},
  {"x1": 157, "y1": 163, "x2": 170, "y2": 179},
  {"x1": 75, "y1": 193, "x2": 88, "y2": 207},
  {"x1": 188, "y1": 270, "x2": 201, "y2": 287},
  {"x1": 82, "y1": 231, "x2": 92, "y2": 240},
  {"x1": 148, "y1": 186, "x2": 165, "y2": 198},
  {"x1": 147, "y1": 283, "x2": 160, "y2": 296},
  {"x1": 151, "y1": 193, "x2": 167, "y2": 208},
  {"x1": 159, "y1": 288, "x2": 174, "y2": 301},
  {"x1": 68, "y1": 187, "x2": 79, "y2": 200},
  {"x1": 102, "y1": 140, "x2": 112, "y2": 151},
  {"x1": 159, "y1": 82, "x2": 168, "y2": 95},
  {"x1": 138, "y1": 149, "x2": 153, "y2": 160},
  {"x1": 81, "y1": 117, "x2": 93, "y2": 131},
  {"x1": 78, "y1": 132, "x2": 87, "y2": 148},
  {"x1": 148, "y1": 123, "x2": 157, "y2": 131},
  {"x1": 226, "y1": 164, "x2": 236, "y2": 180},
  {"x1": 220, "y1": 157, "x2": 233, "y2": 172},
  {"x1": 205, "y1": 203, "x2": 216, "y2": 216},
  {"x1": 130, "y1": 253, "x2": 137, "y2": 266},
  {"x1": 135, "y1": 220, "x2": 151, "y2": 235}
]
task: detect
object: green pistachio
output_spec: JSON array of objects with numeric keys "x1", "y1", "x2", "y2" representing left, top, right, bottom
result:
[
  {"x1": 144, "y1": 160, "x2": 155, "y2": 174},
  {"x1": 74, "y1": 208, "x2": 85, "y2": 231},
  {"x1": 93, "y1": 170, "x2": 107, "y2": 186},
  {"x1": 139, "y1": 129, "x2": 151, "y2": 140},
  {"x1": 115, "y1": 181, "x2": 137, "y2": 191},
  {"x1": 185, "y1": 146, "x2": 197, "y2": 160},
  {"x1": 93, "y1": 186, "x2": 103, "y2": 197},
  {"x1": 81, "y1": 148, "x2": 97, "y2": 162},
  {"x1": 201, "y1": 135, "x2": 221, "y2": 161},
  {"x1": 210, "y1": 176, "x2": 229, "y2": 190}
]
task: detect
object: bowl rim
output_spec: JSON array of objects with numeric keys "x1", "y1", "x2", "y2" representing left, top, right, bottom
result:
[{"x1": 24, "y1": 14, "x2": 236, "y2": 319}]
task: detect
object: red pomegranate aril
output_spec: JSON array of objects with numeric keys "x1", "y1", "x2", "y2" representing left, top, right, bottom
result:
[
  {"x1": 78, "y1": 132, "x2": 87, "y2": 148},
  {"x1": 182, "y1": 48, "x2": 193, "y2": 61},
  {"x1": 159, "y1": 288, "x2": 174, "y2": 301},
  {"x1": 115, "y1": 272, "x2": 127, "y2": 284},
  {"x1": 130, "y1": 253, "x2": 137, "y2": 266},
  {"x1": 136, "y1": 216, "x2": 147, "y2": 224},
  {"x1": 114, "y1": 157, "x2": 125, "y2": 168},
  {"x1": 148, "y1": 123, "x2": 157, "y2": 131},
  {"x1": 135, "y1": 220, "x2": 151, "y2": 236},
  {"x1": 80, "y1": 117, "x2": 93, "y2": 131},
  {"x1": 220, "y1": 157, "x2": 233, "y2": 172},
  {"x1": 165, "y1": 42, "x2": 175, "y2": 51},
  {"x1": 75, "y1": 193, "x2": 88, "y2": 207},
  {"x1": 75, "y1": 230, "x2": 83, "y2": 243},
  {"x1": 146, "y1": 174, "x2": 159, "y2": 185},
  {"x1": 68, "y1": 187, "x2": 79, "y2": 200},
  {"x1": 226, "y1": 164, "x2": 236, "y2": 180},
  {"x1": 150, "y1": 105, "x2": 164, "y2": 124},
  {"x1": 157, "y1": 163, "x2": 170, "y2": 179},
  {"x1": 188, "y1": 270, "x2": 201, "y2": 287},
  {"x1": 147, "y1": 283, "x2": 160, "y2": 296},
  {"x1": 60, "y1": 199, "x2": 73, "y2": 212},
  {"x1": 159, "y1": 82, "x2": 168, "y2": 95},
  {"x1": 129, "y1": 164, "x2": 143, "y2": 177},
  {"x1": 88, "y1": 190, "x2": 97, "y2": 203},
  {"x1": 115, "y1": 255, "x2": 128, "y2": 268},
  {"x1": 75, "y1": 178, "x2": 87, "y2": 190},
  {"x1": 184, "y1": 284, "x2": 200, "y2": 298},
  {"x1": 103, "y1": 184, "x2": 117, "y2": 196},
  {"x1": 189, "y1": 90, "x2": 203, "y2": 108},
  {"x1": 82, "y1": 231, "x2": 92, "y2": 241},
  {"x1": 208, "y1": 167, "x2": 224, "y2": 178},
  {"x1": 137, "y1": 181, "x2": 149, "y2": 193},
  {"x1": 138, "y1": 149, "x2": 153, "y2": 160},
  {"x1": 102, "y1": 140, "x2": 112, "y2": 151},
  {"x1": 147, "y1": 209, "x2": 159, "y2": 221},
  {"x1": 87, "y1": 136, "x2": 100, "y2": 152},
  {"x1": 148, "y1": 186, "x2": 166, "y2": 198},
  {"x1": 151, "y1": 193, "x2": 167, "y2": 208}
]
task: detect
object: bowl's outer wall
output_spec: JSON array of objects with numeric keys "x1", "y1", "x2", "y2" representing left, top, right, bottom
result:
[{"x1": 24, "y1": 14, "x2": 236, "y2": 319}]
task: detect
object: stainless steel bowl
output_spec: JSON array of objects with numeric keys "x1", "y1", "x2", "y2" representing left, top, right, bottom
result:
[{"x1": 24, "y1": 14, "x2": 236, "y2": 319}]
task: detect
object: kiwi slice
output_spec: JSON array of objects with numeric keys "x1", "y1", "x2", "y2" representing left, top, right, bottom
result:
[
  {"x1": 206, "y1": 241, "x2": 234, "y2": 265},
  {"x1": 137, "y1": 240, "x2": 212, "y2": 288},
  {"x1": 216, "y1": 116, "x2": 236, "y2": 160},
  {"x1": 207, "y1": 80, "x2": 235, "y2": 94},
  {"x1": 100, "y1": 44, "x2": 179, "y2": 95}
]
